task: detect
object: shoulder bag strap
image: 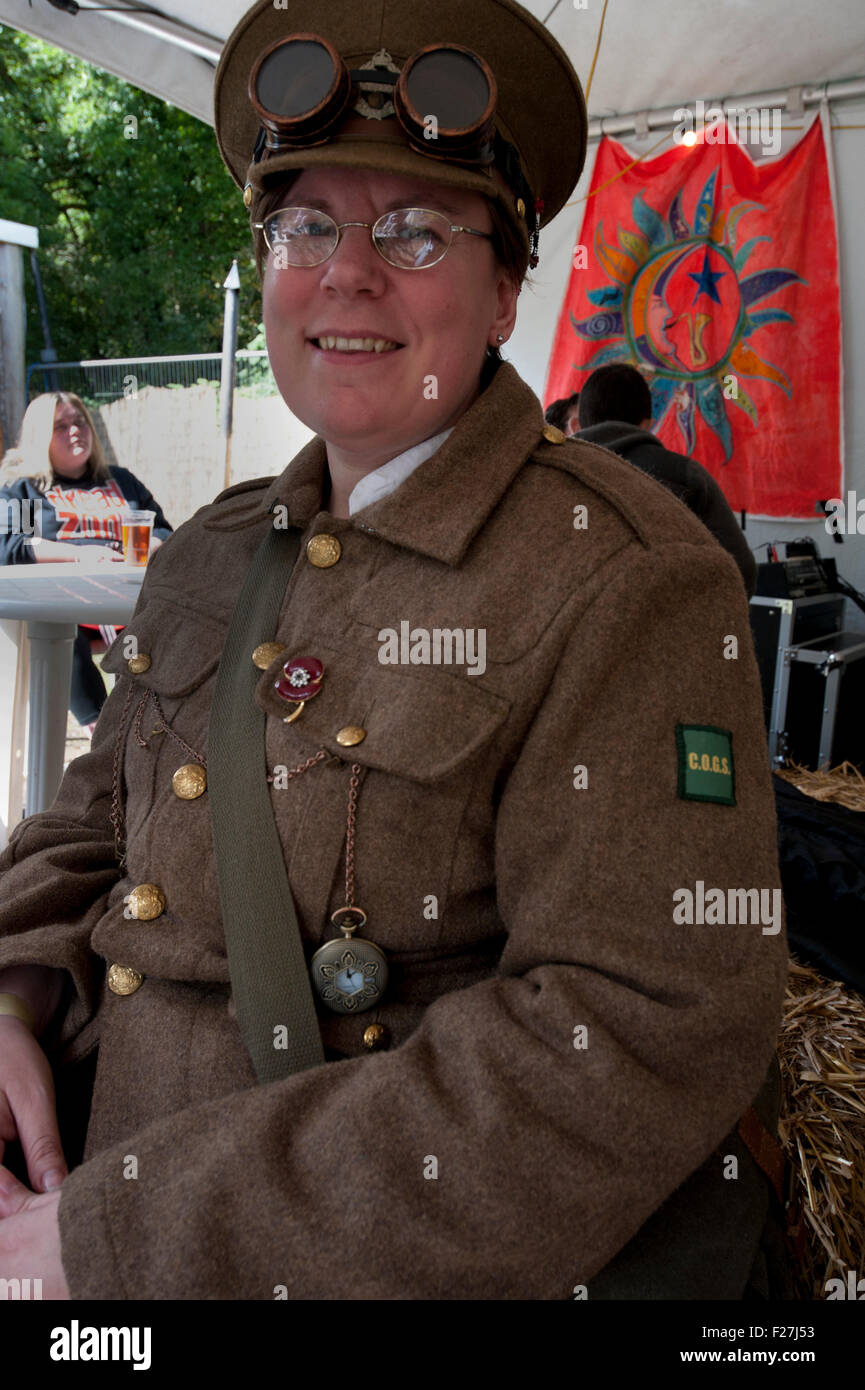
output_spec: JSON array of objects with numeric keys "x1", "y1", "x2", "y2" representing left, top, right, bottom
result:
[{"x1": 208, "y1": 521, "x2": 326, "y2": 1083}]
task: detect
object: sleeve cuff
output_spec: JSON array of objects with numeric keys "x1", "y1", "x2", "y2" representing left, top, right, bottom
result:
[{"x1": 58, "y1": 1151, "x2": 128, "y2": 1299}]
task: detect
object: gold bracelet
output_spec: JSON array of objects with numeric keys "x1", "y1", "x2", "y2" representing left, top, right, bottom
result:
[{"x1": 0, "y1": 992, "x2": 36, "y2": 1030}]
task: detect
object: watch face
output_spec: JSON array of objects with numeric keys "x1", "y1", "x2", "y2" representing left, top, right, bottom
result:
[
  {"x1": 311, "y1": 938, "x2": 388, "y2": 1015},
  {"x1": 335, "y1": 963, "x2": 366, "y2": 996}
]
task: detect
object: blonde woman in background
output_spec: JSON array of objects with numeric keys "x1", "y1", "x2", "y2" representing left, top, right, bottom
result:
[{"x1": 0, "y1": 392, "x2": 172, "y2": 729}]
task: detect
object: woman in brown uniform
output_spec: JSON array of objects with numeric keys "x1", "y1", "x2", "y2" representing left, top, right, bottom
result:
[{"x1": 0, "y1": 0, "x2": 786, "y2": 1300}]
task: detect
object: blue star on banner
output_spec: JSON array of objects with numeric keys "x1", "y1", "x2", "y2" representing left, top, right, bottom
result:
[{"x1": 688, "y1": 249, "x2": 725, "y2": 304}]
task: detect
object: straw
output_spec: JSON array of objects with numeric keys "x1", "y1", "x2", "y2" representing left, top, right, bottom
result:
[
  {"x1": 775, "y1": 760, "x2": 865, "y2": 813},
  {"x1": 778, "y1": 956, "x2": 865, "y2": 1298}
]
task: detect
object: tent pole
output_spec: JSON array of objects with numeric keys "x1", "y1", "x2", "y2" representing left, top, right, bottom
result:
[
  {"x1": 70, "y1": 0, "x2": 220, "y2": 63},
  {"x1": 589, "y1": 77, "x2": 865, "y2": 141},
  {"x1": 220, "y1": 260, "x2": 241, "y2": 495}
]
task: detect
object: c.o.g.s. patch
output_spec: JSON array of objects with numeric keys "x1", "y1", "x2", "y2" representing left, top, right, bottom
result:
[{"x1": 675, "y1": 724, "x2": 735, "y2": 806}]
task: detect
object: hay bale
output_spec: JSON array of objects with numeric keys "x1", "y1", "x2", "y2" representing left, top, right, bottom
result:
[
  {"x1": 778, "y1": 957, "x2": 865, "y2": 1298},
  {"x1": 775, "y1": 761, "x2": 865, "y2": 814}
]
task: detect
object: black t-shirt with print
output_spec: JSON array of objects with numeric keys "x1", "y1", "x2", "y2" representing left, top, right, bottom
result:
[{"x1": 0, "y1": 466, "x2": 173, "y2": 565}]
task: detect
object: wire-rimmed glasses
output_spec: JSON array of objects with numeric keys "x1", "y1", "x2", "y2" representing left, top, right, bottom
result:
[{"x1": 254, "y1": 206, "x2": 493, "y2": 270}]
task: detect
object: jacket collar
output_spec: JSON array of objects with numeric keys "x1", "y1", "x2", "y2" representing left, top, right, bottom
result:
[{"x1": 260, "y1": 362, "x2": 546, "y2": 565}]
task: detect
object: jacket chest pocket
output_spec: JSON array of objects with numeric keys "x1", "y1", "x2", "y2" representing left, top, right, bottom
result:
[
  {"x1": 258, "y1": 659, "x2": 512, "y2": 952},
  {"x1": 100, "y1": 593, "x2": 228, "y2": 849}
]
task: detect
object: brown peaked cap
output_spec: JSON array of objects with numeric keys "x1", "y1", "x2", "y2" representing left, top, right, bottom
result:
[{"x1": 214, "y1": 0, "x2": 587, "y2": 234}]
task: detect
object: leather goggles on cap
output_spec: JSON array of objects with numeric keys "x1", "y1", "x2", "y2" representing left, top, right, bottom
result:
[{"x1": 249, "y1": 34, "x2": 498, "y2": 167}]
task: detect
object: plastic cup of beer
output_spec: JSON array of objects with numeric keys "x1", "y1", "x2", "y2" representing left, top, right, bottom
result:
[{"x1": 120, "y1": 509, "x2": 155, "y2": 566}]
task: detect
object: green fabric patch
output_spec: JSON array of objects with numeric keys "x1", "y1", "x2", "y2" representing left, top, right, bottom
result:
[{"x1": 676, "y1": 724, "x2": 736, "y2": 806}]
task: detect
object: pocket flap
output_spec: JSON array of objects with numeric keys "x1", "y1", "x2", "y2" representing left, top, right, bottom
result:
[
  {"x1": 101, "y1": 590, "x2": 227, "y2": 697},
  {"x1": 258, "y1": 655, "x2": 510, "y2": 783}
]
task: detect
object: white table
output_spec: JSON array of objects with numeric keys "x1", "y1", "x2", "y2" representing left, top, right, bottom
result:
[{"x1": 0, "y1": 564, "x2": 144, "y2": 816}]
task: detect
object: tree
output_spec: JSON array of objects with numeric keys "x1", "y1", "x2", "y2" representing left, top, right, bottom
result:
[{"x1": 0, "y1": 27, "x2": 262, "y2": 366}]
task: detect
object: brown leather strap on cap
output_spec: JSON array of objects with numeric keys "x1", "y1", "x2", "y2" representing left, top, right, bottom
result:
[{"x1": 737, "y1": 1104, "x2": 786, "y2": 1206}]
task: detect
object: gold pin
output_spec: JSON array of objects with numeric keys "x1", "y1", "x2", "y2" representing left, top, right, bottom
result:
[
  {"x1": 542, "y1": 424, "x2": 566, "y2": 445},
  {"x1": 336, "y1": 726, "x2": 366, "y2": 747},
  {"x1": 252, "y1": 641, "x2": 286, "y2": 670}
]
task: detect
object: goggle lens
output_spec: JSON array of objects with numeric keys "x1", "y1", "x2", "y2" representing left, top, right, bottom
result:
[
  {"x1": 255, "y1": 39, "x2": 337, "y2": 118},
  {"x1": 401, "y1": 50, "x2": 492, "y2": 133}
]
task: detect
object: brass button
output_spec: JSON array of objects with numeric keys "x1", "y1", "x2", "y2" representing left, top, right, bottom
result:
[
  {"x1": 108, "y1": 963, "x2": 144, "y2": 996},
  {"x1": 542, "y1": 424, "x2": 566, "y2": 445},
  {"x1": 516, "y1": 197, "x2": 526, "y2": 218},
  {"x1": 307, "y1": 534, "x2": 342, "y2": 568},
  {"x1": 243, "y1": 184, "x2": 253, "y2": 208},
  {"x1": 123, "y1": 883, "x2": 166, "y2": 921},
  {"x1": 336, "y1": 726, "x2": 366, "y2": 747},
  {"x1": 252, "y1": 641, "x2": 285, "y2": 671},
  {"x1": 363, "y1": 1023, "x2": 389, "y2": 1051},
  {"x1": 172, "y1": 764, "x2": 207, "y2": 799},
  {"x1": 127, "y1": 653, "x2": 151, "y2": 674}
]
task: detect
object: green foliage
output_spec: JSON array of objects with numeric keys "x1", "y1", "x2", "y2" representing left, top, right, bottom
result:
[
  {"x1": 0, "y1": 26, "x2": 263, "y2": 365},
  {"x1": 237, "y1": 322, "x2": 276, "y2": 396},
  {"x1": 244, "y1": 322, "x2": 267, "y2": 352}
]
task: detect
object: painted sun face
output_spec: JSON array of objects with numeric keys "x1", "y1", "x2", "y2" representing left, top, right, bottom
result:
[{"x1": 571, "y1": 169, "x2": 800, "y2": 460}]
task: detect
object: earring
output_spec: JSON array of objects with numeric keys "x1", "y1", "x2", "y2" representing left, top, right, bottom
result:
[{"x1": 496, "y1": 333, "x2": 505, "y2": 343}]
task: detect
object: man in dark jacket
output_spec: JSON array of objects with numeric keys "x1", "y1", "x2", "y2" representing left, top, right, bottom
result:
[
  {"x1": 544, "y1": 391, "x2": 581, "y2": 436},
  {"x1": 576, "y1": 364, "x2": 756, "y2": 595}
]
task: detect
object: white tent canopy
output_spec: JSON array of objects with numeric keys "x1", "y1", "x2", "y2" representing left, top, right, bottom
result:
[{"x1": 1, "y1": 0, "x2": 864, "y2": 128}]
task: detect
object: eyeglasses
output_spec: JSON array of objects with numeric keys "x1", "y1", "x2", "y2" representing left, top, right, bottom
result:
[{"x1": 254, "y1": 206, "x2": 493, "y2": 270}]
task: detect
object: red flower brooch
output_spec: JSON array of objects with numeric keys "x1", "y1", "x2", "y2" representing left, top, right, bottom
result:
[{"x1": 274, "y1": 656, "x2": 324, "y2": 722}]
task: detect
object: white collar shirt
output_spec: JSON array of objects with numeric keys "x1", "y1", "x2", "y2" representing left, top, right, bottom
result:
[{"x1": 347, "y1": 427, "x2": 456, "y2": 517}]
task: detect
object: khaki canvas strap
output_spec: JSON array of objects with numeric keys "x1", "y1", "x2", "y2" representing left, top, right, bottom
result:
[{"x1": 208, "y1": 520, "x2": 326, "y2": 1083}]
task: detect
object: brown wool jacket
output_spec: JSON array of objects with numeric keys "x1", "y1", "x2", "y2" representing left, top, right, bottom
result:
[{"x1": 0, "y1": 362, "x2": 786, "y2": 1299}]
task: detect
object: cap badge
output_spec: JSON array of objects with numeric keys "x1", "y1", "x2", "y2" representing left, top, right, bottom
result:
[{"x1": 354, "y1": 49, "x2": 400, "y2": 121}]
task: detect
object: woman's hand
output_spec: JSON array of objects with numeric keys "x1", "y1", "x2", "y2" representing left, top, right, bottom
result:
[
  {"x1": 30, "y1": 539, "x2": 125, "y2": 564},
  {"x1": 0, "y1": 1018, "x2": 70, "y2": 1297},
  {"x1": 0, "y1": 1017, "x2": 68, "y2": 1193},
  {"x1": 0, "y1": 1169, "x2": 68, "y2": 1299},
  {"x1": 88, "y1": 545, "x2": 126, "y2": 564}
]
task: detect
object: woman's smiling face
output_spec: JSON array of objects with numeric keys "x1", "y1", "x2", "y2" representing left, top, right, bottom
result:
[{"x1": 262, "y1": 166, "x2": 518, "y2": 462}]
